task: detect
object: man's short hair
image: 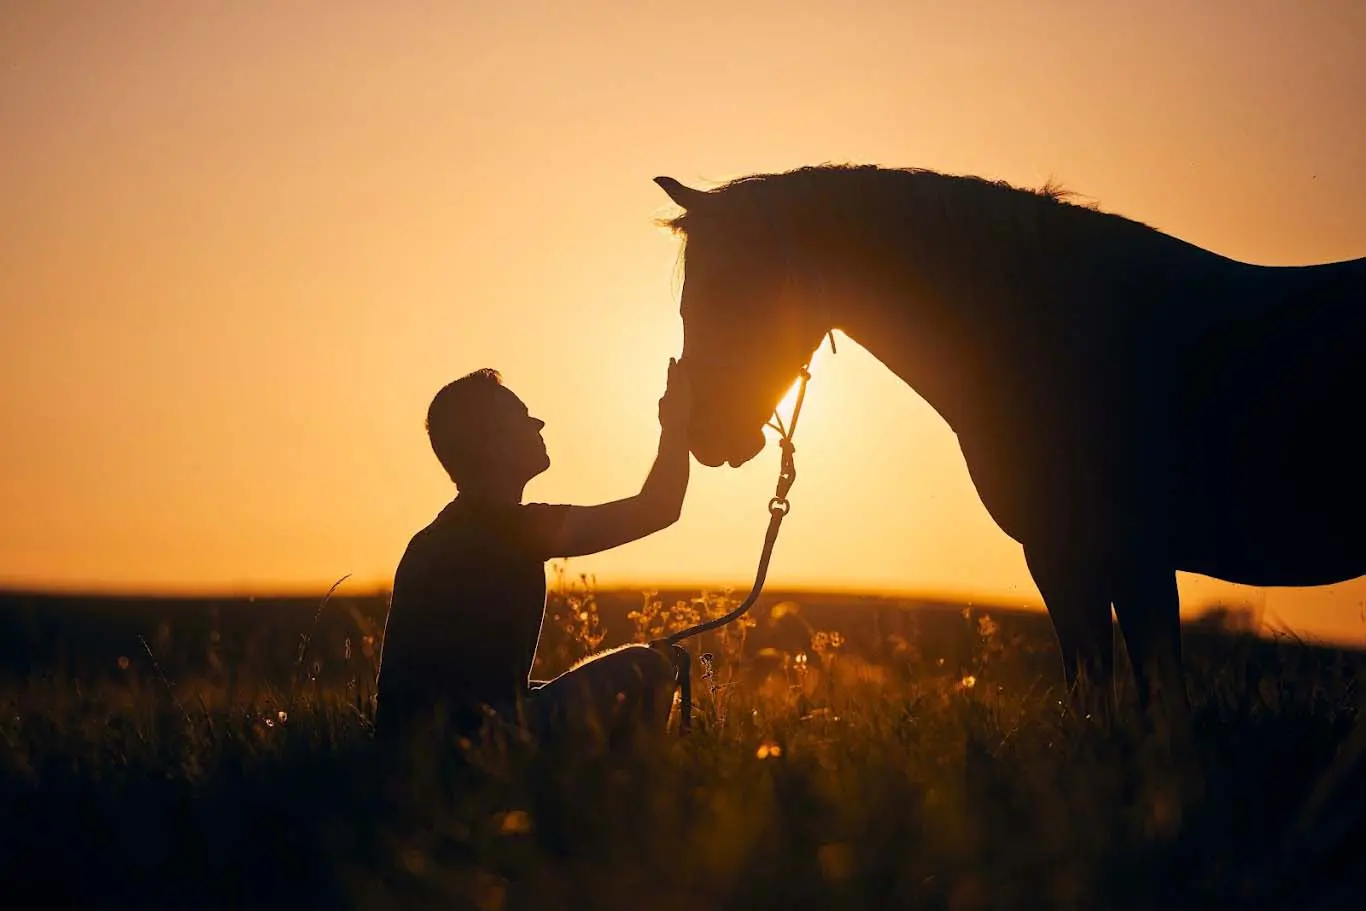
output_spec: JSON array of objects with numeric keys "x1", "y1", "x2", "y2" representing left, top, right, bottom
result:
[{"x1": 426, "y1": 368, "x2": 504, "y2": 483}]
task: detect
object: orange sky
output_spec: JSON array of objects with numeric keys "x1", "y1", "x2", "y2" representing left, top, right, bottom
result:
[{"x1": 3, "y1": 2, "x2": 1365, "y2": 643}]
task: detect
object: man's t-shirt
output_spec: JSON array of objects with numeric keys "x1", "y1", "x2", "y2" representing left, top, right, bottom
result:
[{"x1": 375, "y1": 496, "x2": 569, "y2": 735}]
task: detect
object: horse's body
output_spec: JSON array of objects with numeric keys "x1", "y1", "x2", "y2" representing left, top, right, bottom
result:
[
  {"x1": 655, "y1": 165, "x2": 1366, "y2": 714},
  {"x1": 1169, "y1": 258, "x2": 1366, "y2": 586}
]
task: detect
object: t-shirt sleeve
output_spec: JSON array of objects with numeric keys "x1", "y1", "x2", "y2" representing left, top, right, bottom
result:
[{"x1": 518, "y1": 502, "x2": 572, "y2": 560}]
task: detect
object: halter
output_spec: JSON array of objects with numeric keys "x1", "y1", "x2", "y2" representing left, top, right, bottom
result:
[{"x1": 654, "y1": 329, "x2": 835, "y2": 732}]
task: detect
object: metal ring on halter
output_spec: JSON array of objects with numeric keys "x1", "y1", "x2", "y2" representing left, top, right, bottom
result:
[{"x1": 768, "y1": 497, "x2": 790, "y2": 516}]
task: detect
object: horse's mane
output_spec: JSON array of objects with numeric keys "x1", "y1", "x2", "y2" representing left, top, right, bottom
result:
[{"x1": 660, "y1": 164, "x2": 1142, "y2": 243}]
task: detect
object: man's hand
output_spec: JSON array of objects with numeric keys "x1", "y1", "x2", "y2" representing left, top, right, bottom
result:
[
  {"x1": 547, "y1": 357, "x2": 692, "y2": 559},
  {"x1": 658, "y1": 357, "x2": 691, "y2": 437}
]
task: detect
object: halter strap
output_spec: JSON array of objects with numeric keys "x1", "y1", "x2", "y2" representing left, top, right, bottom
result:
[
  {"x1": 663, "y1": 352, "x2": 817, "y2": 646},
  {"x1": 655, "y1": 331, "x2": 836, "y2": 732}
]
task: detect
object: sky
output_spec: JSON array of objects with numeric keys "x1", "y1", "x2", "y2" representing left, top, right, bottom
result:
[{"x1": 3, "y1": 1, "x2": 1365, "y2": 643}]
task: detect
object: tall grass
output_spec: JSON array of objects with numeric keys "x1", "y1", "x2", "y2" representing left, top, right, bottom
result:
[{"x1": 1, "y1": 581, "x2": 1364, "y2": 909}]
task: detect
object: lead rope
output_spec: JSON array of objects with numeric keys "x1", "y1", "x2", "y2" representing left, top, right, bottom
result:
[{"x1": 653, "y1": 330, "x2": 834, "y2": 733}]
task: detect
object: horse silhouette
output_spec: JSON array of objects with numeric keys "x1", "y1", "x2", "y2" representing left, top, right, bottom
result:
[{"x1": 655, "y1": 164, "x2": 1366, "y2": 718}]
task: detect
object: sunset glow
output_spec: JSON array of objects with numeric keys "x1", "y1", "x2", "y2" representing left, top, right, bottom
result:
[
  {"x1": 767, "y1": 341, "x2": 834, "y2": 443},
  {"x1": 3, "y1": 2, "x2": 1365, "y2": 642}
]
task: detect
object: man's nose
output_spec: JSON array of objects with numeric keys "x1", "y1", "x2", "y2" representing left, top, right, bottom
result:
[{"x1": 531, "y1": 417, "x2": 546, "y2": 431}]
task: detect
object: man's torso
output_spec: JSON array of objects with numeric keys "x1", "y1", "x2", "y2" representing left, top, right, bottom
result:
[{"x1": 375, "y1": 497, "x2": 568, "y2": 733}]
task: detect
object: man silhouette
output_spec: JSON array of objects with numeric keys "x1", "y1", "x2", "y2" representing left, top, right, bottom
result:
[{"x1": 374, "y1": 360, "x2": 690, "y2": 748}]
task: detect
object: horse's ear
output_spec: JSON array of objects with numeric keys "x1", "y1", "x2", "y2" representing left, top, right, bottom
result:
[{"x1": 654, "y1": 176, "x2": 709, "y2": 211}]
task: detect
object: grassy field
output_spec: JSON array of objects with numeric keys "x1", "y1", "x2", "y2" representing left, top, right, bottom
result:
[{"x1": 2, "y1": 578, "x2": 1365, "y2": 910}]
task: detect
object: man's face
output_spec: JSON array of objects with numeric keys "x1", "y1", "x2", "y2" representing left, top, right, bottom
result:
[{"x1": 482, "y1": 385, "x2": 550, "y2": 481}]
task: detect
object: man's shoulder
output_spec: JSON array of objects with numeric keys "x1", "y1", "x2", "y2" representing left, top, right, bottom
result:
[
  {"x1": 444, "y1": 497, "x2": 571, "y2": 533},
  {"x1": 519, "y1": 501, "x2": 573, "y2": 521},
  {"x1": 395, "y1": 498, "x2": 570, "y2": 567},
  {"x1": 391, "y1": 502, "x2": 460, "y2": 581},
  {"x1": 398, "y1": 503, "x2": 453, "y2": 552}
]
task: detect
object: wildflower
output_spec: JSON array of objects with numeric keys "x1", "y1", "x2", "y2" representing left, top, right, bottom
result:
[
  {"x1": 399, "y1": 846, "x2": 426, "y2": 874},
  {"x1": 472, "y1": 872, "x2": 507, "y2": 911},
  {"x1": 277, "y1": 710, "x2": 288, "y2": 724},
  {"x1": 756, "y1": 741, "x2": 783, "y2": 759},
  {"x1": 116, "y1": 656, "x2": 130, "y2": 671},
  {"x1": 1147, "y1": 791, "x2": 1182, "y2": 839},
  {"x1": 817, "y1": 842, "x2": 855, "y2": 882},
  {"x1": 497, "y1": 810, "x2": 533, "y2": 835},
  {"x1": 958, "y1": 675, "x2": 977, "y2": 690}
]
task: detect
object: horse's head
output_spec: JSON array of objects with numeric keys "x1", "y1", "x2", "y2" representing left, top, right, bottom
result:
[{"x1": 656, "y1": 175, "x2": 832, "y2": 468}]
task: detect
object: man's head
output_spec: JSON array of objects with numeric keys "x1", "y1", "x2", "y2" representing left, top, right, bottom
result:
[{"x1": 426, "y1": 368, "x2": 550, "y2": 489}]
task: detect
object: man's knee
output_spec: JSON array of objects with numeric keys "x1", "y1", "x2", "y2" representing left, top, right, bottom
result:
[
  {"x1": 609, "y1": 642, "x2": 674, "y2": 678},
  {"x1": 586, "y1": 644, "x2": 676, "y2": 701},
  {"x1": 545, "y1": 644, "x2": 678, "y2": 734}
]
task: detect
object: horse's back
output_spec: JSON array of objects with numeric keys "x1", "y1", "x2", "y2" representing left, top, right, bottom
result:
[{"x1": 1174, "y1": 257, "x2": 1366, "y2": 585}]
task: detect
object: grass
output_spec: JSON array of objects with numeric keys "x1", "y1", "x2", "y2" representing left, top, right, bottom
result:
[{"x1": 2, "y1": 582, "x2": 1365, "y2": 910}]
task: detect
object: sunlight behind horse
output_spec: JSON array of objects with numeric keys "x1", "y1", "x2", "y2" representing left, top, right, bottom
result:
[{"x1": 764, "y1": 339, "x2": 836, "y2": 444}]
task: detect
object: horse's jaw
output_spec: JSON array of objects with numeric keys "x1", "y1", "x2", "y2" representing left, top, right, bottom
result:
[
  {"x1": 690, "y1": 429, "x2": 766, "y2": 469},
  {"x1": 691, "y1": 450, "x2": 726, "y2": 468},
  {"x1": 726, "y1": 434, "x2": 766, "y2": 467},
  {"x1": 723, "y1": 453, "x2": 758, "y2": 468}
]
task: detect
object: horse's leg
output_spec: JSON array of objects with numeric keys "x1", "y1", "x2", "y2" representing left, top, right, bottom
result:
[
  {"x1": 1110, "y1": 561, "x2": 1204, "y2": 820},
  {"x1": 1110, "y1": 563, "x2": 1190, "y2": 726},
  {"x1": 1023, "y1": 541, "x2": 1115, "y2": 712}
]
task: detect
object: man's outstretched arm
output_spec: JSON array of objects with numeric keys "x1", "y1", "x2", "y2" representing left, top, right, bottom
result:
[{"x1": 548, "y1": 359, "x2": 691, "y2": 558}]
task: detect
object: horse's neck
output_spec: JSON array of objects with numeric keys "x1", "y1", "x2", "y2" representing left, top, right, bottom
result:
[
  {"x1": 832, "y1": 298, "x2": 980, "y2": 435},
  {"x1": 816, "y1": 211, "x2": 1239, "y2": 435},
  {"x1": 818, "y1": 227, "x2": 1030, "y2": 435}
]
